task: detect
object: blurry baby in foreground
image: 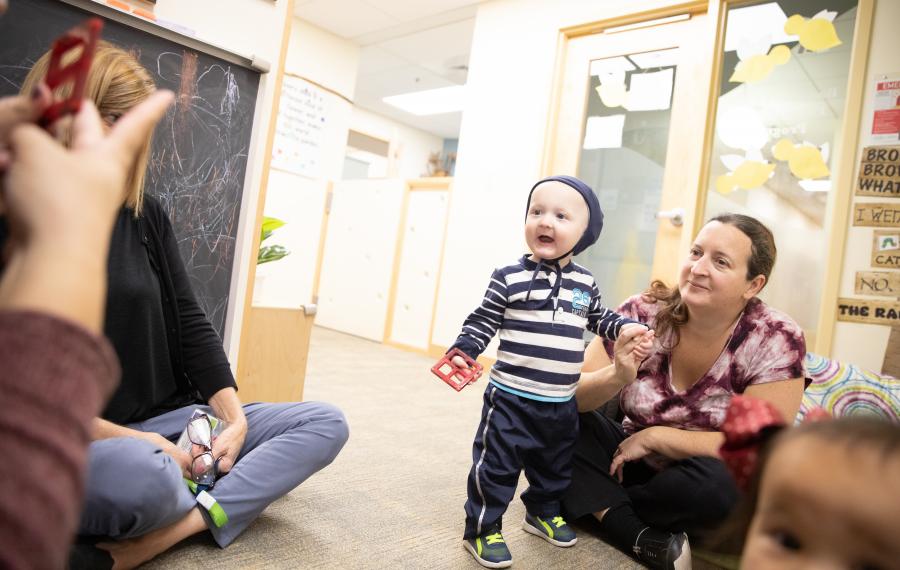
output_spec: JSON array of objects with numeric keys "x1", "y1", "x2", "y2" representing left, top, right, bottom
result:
[{"x1": 731, "y1": 412, "x2": 900, "y2": 570}]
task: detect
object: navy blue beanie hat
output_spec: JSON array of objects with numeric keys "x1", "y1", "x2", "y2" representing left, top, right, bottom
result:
[{"x1": 525, "y1": 175, "x2": 603, "y2": 259}]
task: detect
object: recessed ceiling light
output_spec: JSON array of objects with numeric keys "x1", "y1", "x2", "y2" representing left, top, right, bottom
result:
[{"x1": 383, "y1": 85, "x2": 466, "y2": 116}]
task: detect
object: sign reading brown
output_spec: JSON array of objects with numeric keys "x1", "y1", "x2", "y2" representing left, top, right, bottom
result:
[
  {"x1": 873, "y1": 230, "x2": 900, "y2": 268},
  {"x1": 837, "y1": 297, "x2": 900, "y2": 325},
  {"x1": 857, "y1": 145, "x2": 900, "y2": 197},
  {"x1": 854, "y1": 271, "x2": 900, "y2": 296},
  {"x1": 853, "y1": 203, "x2": 900, "y2": 227}
]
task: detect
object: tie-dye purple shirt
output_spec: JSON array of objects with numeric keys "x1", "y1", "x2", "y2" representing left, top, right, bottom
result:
[{"x1": 606, "y1": 295, "x2": 806, "y2": 434}]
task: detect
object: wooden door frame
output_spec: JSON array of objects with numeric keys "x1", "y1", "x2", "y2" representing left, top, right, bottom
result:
[
  {"x1": 542, "y1": 0, "x2": 876, "y2": 355},
  {"x1": 383, "y1": 177, "x2": 453, "y2": 355}
]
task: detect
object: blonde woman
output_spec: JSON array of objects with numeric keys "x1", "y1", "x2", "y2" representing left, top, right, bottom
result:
[{"x1": 6, "y1": 42, "x2": 348, "y2": 569}]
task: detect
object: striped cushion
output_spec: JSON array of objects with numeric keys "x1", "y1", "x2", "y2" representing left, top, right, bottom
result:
[{"x1": 799, "y1": 352, "x2": 900, "y2": 422}]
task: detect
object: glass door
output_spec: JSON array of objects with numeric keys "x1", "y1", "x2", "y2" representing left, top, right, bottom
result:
[
  {"x1": 701, "y1": 0, "x2": 859, "y2": 348},
  {"x1": 548, "y1": 12, "x2": 711, "y2": 309}
]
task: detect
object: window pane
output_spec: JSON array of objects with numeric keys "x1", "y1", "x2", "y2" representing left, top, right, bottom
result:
[{"x1": 703, "y1": 0, "x2": 858, "y2": 345}]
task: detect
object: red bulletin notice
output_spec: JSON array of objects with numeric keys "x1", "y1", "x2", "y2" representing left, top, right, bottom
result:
[{"x1": 872, "y1": 77, "x2": 900, "y2": 143}]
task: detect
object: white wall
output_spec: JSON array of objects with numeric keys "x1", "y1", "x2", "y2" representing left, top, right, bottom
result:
[
  {"x1": 145, "y1": 0, "x2": 292, "y2": 366},
  {"x1": 431, "y1": 0, "x2": 681, "y2": 354},
  {"x1": 315, "y1": 179, "x2": 407, "y2": 341},
  {"x1": 350, "y1": 106, "x2": 444, "y2": 179},
  {"x1": 254, "y1": 18, "x2": 447, "y2": 320},
  {"x1": 285, "y1": 19, "x2": 359, "y2": 101},
  {"x1": 832, "y1": 0, "x2": 899, "y2": 372},
  {"x1": 252, "y1": 19, "x2": 357, "y2": 310}
]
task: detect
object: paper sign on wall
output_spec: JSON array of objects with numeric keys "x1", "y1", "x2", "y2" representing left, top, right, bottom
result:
[
  {"x1": 854, "y1": 271, "x2": 900, "y2": 297},
  {"x1": 271, "y1": 75, "x2": 328, "y2": 178},
  {"x1": 837, "y1": 298, "x2": 900, "y2": 326},
  {"x1": 870, "y1": 75, "x2": 900, "y2": 144},
  {"x1": 853, "y1": 202, "x2": 900, "y2": 227},
  {"x1": 872, "y1": 230, "x2": 900, "y2": 268},
  {"x1": 857, "y1": 145, "x2": 900, "y2": 197}
]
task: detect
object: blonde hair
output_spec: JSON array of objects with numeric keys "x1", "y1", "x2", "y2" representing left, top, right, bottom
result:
[{"x1": 20, "y1": 41, "x2": 157, "y2": 215}]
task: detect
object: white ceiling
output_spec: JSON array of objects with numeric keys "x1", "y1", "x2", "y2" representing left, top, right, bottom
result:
[{"x1": 295, "y1": 0, "x2": 482, "y2": 139}]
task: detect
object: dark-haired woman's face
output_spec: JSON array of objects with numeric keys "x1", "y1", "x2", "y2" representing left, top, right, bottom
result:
[
  {"x1": 679, "y1": 221, "x2": 764, "y2": 312},
  {"x1": 0, "y1": 0, "x2": 8, "y2": 16}
]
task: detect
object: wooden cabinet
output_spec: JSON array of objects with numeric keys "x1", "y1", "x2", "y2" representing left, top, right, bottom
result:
[{"x1": 237, "y1": 306, "x2": 313, "y2": 403}]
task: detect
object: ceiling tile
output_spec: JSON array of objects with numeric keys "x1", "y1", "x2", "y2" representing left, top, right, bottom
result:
[
  {"x1": 367, "y1": 0, "x2": 482, "y2": 22},
  {"x1": 358, "y1": 46, "x2": 413, "y2": 76},
  {"x1": 296, "y1": 0, "x2": 399, "y2": 39},
  {"x1": 377, "y1": 19, "x2": 474, "y2": 68},
  {"x1": 357, "y1": 65, "x2": 456, "y2": 98}
]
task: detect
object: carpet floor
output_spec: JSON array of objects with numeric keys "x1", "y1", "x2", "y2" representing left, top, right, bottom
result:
[{"x1": 143, "y1": 326, "x2": 719, "y2": 569}]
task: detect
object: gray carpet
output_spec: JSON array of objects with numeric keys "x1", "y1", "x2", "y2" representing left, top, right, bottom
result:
[{"x1": 143, "y1": 326, "x2": 652, "y2": 569}]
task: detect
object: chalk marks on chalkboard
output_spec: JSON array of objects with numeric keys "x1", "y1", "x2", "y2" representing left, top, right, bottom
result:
[{"x1": 144, "y1": 49, "x2": 253, "y2": 334}]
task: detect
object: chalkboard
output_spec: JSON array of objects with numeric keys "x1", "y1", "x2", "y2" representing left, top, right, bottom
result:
[{"x1": 0, "y1": 0, "x2": 261, "y2": 339}]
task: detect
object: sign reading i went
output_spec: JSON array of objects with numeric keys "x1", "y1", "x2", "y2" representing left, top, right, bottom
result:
[
  {"x1": 854, "y1": 203, "x2": 900, "y2": 227},
  {"x1": 857, "y1": 145, "x2": 900, "y2": 198}
]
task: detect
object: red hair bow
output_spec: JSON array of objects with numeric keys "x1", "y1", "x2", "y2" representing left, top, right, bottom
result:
[{"x1": 719, "y1": 396, "x2": 830, "y2": 489}]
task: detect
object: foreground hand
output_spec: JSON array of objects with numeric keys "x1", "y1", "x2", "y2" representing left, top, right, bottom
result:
[
  {"x1": 2, "y1": 90, "x2": 173, "y2": 250},
  {"x1": 211, "y1": 420, "x2": 247, "y2": 474},
  {"x1": 0, "y1": 85, "x2": 51, "y2": 164},
  {"x1": 141, "y1": 432, "x2": 191, "y2": 478},
  {"x1": 609, "y1": 428, "x2": 657, "y2": 482}
]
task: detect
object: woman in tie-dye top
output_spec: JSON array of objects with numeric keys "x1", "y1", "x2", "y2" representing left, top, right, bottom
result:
[{"x1": 562, "y1": 214, "x2": 806, "y2": 570}]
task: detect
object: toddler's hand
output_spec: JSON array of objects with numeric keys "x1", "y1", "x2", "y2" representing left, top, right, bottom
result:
[
  {"x1": 633, "y1": 329, "x2": 655, "y2": 361},
  {"x1": 451, "y1": 355, "x2": 470, "y2": 369}
]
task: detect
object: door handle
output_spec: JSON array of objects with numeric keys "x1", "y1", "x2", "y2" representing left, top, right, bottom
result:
[{"x1": 655, "y1": 208, "x2": 685, "y2": 227}]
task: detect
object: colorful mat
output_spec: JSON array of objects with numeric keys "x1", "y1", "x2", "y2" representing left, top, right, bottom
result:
[{"x1": 799, "y1": 352, "x2": 900, "y2": 422}]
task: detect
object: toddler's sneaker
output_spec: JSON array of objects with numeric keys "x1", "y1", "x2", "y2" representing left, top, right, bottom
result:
[
  {"x1": 632, "y1": 528, "x2": 691, "y2": 570},
  {"x1": 463, "y1": 526, "x2": 512, "y2": 568},
  {"x1": 522, "y1": 512, "x2": 577, "y2": 547}
]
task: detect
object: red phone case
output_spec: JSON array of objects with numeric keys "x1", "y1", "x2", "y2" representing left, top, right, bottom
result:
[
  {"x1": 431, "y1": 348, "x2": 483, "y2": 392},
  {"x1": 40, "y1": 18, "x2": 103, "y2": 128}
]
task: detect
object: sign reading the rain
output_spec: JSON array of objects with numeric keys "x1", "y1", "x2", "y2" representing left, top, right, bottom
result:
[
  {"x1": 872, "y1": 231, "x2": 900, "y2": 268},
  {"x1": 857, "y1": 145, "x2": 900, "y2": 197},
  {"x1": 837, "y1": 298, "x2": 900, "y2": 326}
]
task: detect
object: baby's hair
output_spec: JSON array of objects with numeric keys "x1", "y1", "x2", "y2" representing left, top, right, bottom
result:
[{"x1": 713, "y1": 416, "x2": 900, "y2": 554}]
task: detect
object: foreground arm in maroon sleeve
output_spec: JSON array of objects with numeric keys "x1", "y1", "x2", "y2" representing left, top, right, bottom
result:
[{"x1": 0, "y1": 311, "x2": 120, "y2": 569}]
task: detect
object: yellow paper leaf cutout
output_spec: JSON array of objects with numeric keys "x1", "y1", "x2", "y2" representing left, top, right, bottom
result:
[
  {"x1": 784, "y1": 14, "x2": 805, "y2": 35},
  {"x1": 772, "y1": 138, "x2": 795, "y2": 161},
  {"x1": 769, "y1": 44, "x2": 791, "y2": 65},
  {"x1": 784, "y1": 14, "x2": 842, "y2": 52},
  {"x1": 732, "y1": 160, "x2": 775, "y2": 189},
  {"x1": 716, "y1": 174, "x2": 737, "y2": 195},
  {"x1": 801, "y1": 18, "x2": 841, "y2": 51},
  {"x1": 788, "y1": 146, "x2": 830, "y2": 179},
  {"x1": 729, "y1": 46, "x2": 791, "y2": 84},
  {"x1": 596, "y1": 82, "x2": 627, "y2": 108}
]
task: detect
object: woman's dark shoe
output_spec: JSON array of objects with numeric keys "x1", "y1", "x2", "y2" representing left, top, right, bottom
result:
[{"x1": 632, "y1": 528, "x2": 691, "y2": 570}]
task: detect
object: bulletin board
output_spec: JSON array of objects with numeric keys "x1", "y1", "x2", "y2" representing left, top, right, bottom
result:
[{"x1": 271, "y1": 74, "x2": 333, "y2": 178}]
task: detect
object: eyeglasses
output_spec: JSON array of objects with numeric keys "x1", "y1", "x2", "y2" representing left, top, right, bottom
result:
[{"x1": 187, "y1": 413, "x2": 221, "y2": 490}]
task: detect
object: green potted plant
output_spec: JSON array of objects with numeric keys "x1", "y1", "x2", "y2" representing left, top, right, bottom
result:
[{"x1": 257, "y1": 216, "x2": 290, "y2": 265}]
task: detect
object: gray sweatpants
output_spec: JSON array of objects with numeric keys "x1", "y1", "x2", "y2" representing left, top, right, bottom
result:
[{"x1": 79, "y1": 401, "x2": 348, "y2": 547}]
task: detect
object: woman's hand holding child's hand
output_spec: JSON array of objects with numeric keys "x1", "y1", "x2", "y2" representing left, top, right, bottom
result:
[{"x1": 613, "y1": 325, "x2": 655, "y2": 384}]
